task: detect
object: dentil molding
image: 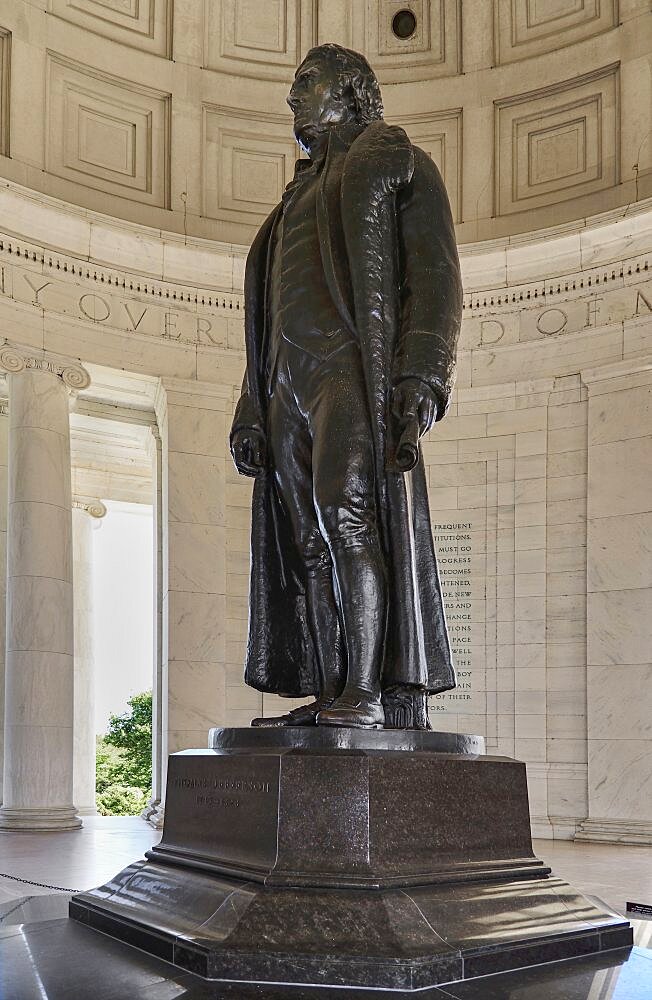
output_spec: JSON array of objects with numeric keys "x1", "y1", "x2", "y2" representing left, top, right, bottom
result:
[{"x1": 1, "y1": 178, "x2": 651, "y2": 292}]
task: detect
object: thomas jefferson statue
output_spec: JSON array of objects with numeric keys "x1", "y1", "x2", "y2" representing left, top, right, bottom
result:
[{"x1": 230, "y1": 44, "x2": 462, "y2": 730}]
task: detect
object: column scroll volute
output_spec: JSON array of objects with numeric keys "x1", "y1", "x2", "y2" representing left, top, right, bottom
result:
[{"x1": 0, "y1": 345, "x2": 90, "y2": 392}]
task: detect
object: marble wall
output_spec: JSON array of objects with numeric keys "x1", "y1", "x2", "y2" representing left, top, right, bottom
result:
[
  {"x1": 0, "y1": 408, "x2": 6, "y2": 800},
  {"x1": 156, "y1": 380, "x2": 231, "y2": 759},
  {"x1": 418, "y1": 373, "x2": 592, "y2": 837},
  {"x1": 0, "y1": 179, "x2": 649, "y2": 839},
  {"x1": 577, "y1": 362, "x2": 652, "y2": 845}
]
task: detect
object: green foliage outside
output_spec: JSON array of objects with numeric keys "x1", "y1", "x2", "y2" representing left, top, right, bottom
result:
[{"x1": 96, "y1": 690, "x2": 153, "y2": 816}]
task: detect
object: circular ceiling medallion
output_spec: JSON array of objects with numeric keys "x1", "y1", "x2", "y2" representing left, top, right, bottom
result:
[{"x1": 392, "y1": 9, "x2": 417, "y2": 40}]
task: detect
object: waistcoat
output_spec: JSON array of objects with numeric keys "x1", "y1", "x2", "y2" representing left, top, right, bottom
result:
[{"x1": 267, "y1": 159, "x2": 351, "y2": 388}]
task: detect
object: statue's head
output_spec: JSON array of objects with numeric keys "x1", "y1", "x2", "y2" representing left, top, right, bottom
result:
[{"x1": 287, "y1": 43, "x2": 383, "y2": 157}]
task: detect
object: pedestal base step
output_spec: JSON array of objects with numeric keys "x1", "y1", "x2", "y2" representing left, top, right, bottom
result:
[{"x1": 70, "y1": 865, "x2": 631, "y2": 991}]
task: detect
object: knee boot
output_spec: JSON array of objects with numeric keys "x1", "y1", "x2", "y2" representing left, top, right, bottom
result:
[
  {"x1": 317, "y1": 538, "x2": 387, "y2": 729},
  {"x1": 252, "y1": 555, "x2": 345, "y2": 728}
]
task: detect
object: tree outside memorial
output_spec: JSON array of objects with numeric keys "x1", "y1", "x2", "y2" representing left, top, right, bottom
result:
[{"x1": 96, "y1": 690, "x2": 152, "y2": 816}]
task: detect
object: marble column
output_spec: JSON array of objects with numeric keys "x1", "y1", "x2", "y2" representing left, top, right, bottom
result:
[
  {"x1": 0, "y1": 347, "x2": 89, "y2": 831},
  {"x1": 0, "y1": 400, "x2": 8, "y2": 803},
  {"x1": 72, "y1": 498, "x2": 106, "y2": 816},
  {"x1": 576, "y1": 359, "x2": 652, "y2": 846},
  {"x1": 142, "y1": 427, "x2": 164, "y2": 828}
]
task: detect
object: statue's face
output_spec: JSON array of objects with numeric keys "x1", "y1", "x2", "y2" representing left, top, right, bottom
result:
[{"x1": 287, "y1": 56, "x2": 356, "y2": 156}]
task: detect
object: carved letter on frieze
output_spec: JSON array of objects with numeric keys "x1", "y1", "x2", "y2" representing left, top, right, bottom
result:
[
  {"x1": 480, "y1": 320, "x2": 505, "y2": 346},
  {"x1": 23, "y1": 275, "x2": 52, "y2": 306},
  {"x1": 164, "y1": 313, "x2": 181, "y2": 339},
  {"x1": 79, "y1": 294, "x2": 111, "y2": 323},
  {"x1": 585, "y1": 296, "x2": 603, "y2": 327},
  {"x1": 536, "y1": 308, "x2": 567, "y2": 336},
  {"x1": 196, "y1": 317, "x2": 215, "y2": 343},
  {"x1": 636, "y1": 289, "x2": 652, "y2": 314},
  {"x1": 124, "y1": 303, "x2": 148, "y2": 330}
]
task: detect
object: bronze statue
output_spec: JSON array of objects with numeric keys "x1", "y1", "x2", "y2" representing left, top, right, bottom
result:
[{"x1": 230, "y1": 43, "x2": 462, "y2": 730}]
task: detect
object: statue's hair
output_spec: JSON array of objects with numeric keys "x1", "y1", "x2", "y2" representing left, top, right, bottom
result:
[{"x1": 298, "y1": 43, "x2": 384, "y2": 124}]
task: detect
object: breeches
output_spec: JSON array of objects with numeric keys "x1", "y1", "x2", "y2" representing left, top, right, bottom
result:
[{"x1": 267, "y1": 337, "x2": 378, "y2": 571}]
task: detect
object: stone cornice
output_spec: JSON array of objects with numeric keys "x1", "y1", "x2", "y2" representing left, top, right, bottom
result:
[
  {"x1": 0, "y1": 346, "x2": 90, "y2": 390},
  {"x1": 3, "y1": 224, "x2": 648, "y2": 317},
  {"x1": 0, "y1": 178, "x2": 651, "y2": 302},
  {"x1": 0, "y1": 233, "x2": 244, "y2": 315},
  {"x1": 581, "y1": 356, "x2": 652, "y2": 389},
  {"x1": 74, "y1": 398, "x2": 157, "y2": 427},
  {"x1": 462, "y1": 253, "x2": 650, "y2": 313}
]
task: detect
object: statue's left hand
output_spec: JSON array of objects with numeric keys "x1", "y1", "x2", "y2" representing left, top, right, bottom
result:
[
  {"x1": 231, "y1": 427, "x2": 267, "y2": 477},
  {"x1": 391, "y1": 378, "x2": 438, "y2": 437}
]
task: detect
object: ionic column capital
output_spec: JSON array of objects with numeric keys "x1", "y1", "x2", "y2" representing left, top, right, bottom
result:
[
  {"x1": 0, "y1": 345, "x2": 90, "y2": 391},
  {"x1": 73, "y1": 497, "x2": 107, "y2": 520}
]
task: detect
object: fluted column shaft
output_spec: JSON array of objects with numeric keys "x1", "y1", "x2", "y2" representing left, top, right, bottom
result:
[
  {"x1": 0, "y1": 349, "x2": 89, "y2": 831},
  {"x1": 0, "y1": 402, "x2": 8, "y2": 803},
  {"x1": 72, "y1": 499, "x2": 106, "y2": 816}
]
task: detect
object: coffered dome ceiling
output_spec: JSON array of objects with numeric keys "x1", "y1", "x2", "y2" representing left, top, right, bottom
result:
[{"x1": 0, "y1": 0, "x2": 649, "y2": 248}]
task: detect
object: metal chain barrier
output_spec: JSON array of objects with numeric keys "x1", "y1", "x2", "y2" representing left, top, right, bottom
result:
[{"x1": 0, "y1": 871, "x2": 80, "y2": 892}]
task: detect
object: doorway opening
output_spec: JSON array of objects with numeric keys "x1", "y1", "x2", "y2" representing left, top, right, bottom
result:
[{"x1": 70, "y1": 370, "x2": 158, "y2": 818}]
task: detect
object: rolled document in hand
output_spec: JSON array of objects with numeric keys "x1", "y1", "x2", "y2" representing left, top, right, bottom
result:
[{"x1": 394, "y1": 416, "x2": 420, "y2": 472}]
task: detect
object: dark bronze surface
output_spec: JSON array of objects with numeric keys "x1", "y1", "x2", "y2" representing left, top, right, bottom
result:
[
  {"x1": 209, "y1": 725, "x2": 485, "y2": 753},
  {"x1": 230, "y1": 43, "x2": 463, "y2": 729}
]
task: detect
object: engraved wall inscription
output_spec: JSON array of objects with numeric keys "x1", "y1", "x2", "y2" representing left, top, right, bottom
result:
[{"x1": 431, "y1": 521, "x2": 475, "y2": 714}]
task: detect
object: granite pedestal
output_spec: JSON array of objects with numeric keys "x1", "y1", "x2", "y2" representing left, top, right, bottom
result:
[{"x1": 70, "y1": 729, "x2": 631, "y2": 991}]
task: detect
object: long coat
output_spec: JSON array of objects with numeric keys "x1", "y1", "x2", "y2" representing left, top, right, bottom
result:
[{"x1": 231, "y1": 119, "x2": 463, "y2": 699}]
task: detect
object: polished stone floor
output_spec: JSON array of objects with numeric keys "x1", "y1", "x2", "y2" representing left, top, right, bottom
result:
[
  {"x1": 1, "y1": 817, "x2": 651, "y2": 999},
  {"x1": 0, "y1": 816, "x2": 154, "y2": 903}
]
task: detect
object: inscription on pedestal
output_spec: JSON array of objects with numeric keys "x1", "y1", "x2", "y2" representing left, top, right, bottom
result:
[
  {"x1": 172, "y1": 773, "x2": 272, "y2": 810},
  {"x1": 155, "y1": 752, "x2": 280, "y2": 875}
]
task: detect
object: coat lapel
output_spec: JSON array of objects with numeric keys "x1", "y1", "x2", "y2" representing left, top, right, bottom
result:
[
  {"x1": 316, "y1": 130, "x2": 357, "y2": 338},
  {"x1": 246, "y1": 204, "x2": 281, "y2": 403}
]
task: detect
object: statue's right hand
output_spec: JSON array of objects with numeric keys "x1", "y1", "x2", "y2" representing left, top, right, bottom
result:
[{"x1": 231, "y1": 428, "x2": 266, "y2": 477}]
